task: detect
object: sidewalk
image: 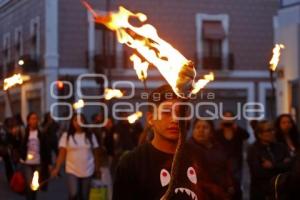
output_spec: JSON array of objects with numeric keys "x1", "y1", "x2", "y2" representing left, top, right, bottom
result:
[{"x1": 0, "y1": 160, "x2": 67, "y2": 200}]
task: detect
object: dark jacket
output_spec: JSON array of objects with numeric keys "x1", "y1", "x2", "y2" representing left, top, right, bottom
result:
[
  {"x1": 188, "y1": 138, "x2": 234, "y2": 194},
  {"x1": 42, "y1": 121, "x2": 59, "y2": 155},
  {"x1": 247, "y1": 141, "x2": 292, "y2": 200},
  {"x1": 19, "y1": 128, "x2": 52, "y2": 184},
  {"x1": 270, "y1": 149, "x2": 300, "y2": 200}
]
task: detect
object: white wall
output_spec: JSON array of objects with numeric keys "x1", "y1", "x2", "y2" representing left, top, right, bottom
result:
[{"x1": 274, "y1": 5, "x2": 300, "y2": 114}]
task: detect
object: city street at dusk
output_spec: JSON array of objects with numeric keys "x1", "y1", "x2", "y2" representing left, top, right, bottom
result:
[{"x1": 0, "y1": 0, "x2": 300, "y2": 200}]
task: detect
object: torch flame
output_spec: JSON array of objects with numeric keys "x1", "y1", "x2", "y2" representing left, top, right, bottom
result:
[
  {"x1": 31, "y1": 171, "x2": 39, "y2": 191},
  {"x1": 3, "y1": 73, "x2": 29, "y2": 90},
  {"x1": 56, "y1": 81, "x2": 64, "y2": 90},
  {"x1": 191, "y1": 72, "x2": 214, "y2": 94},
  {"x1": 269, "y1": 44, "x2": 285, "y2": 71},
  {"x1": 130, "y1": 54, "x2": 149, "y2": 81},
  {"x1": 82, "y1": 2, "x2": 212, "y2": 98},
  {"x1": 127, "y1": 111, "x2": 143, "y2": 124},
  {"x1": 27, "y1": 153, "x2": 34, "y2": 160},
  {"x1": 104, "y1": 88, "x2": 124, "y2": 100},
  {"x1": 73, "y1": 99, "x2": 85, "y2": 110}
]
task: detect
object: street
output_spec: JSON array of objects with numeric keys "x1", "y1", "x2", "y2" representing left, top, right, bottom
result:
[{"x1": 0, "y1": 159, "x2": 68, "y2": 200}]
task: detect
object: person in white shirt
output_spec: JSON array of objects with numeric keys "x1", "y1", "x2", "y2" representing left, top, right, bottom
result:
[
  {"x1": 20, "y1": 112, "x2": 52, "y2": 200},
  {"x1": 51, "y1": 113, "x2": 101, "y2": 200}
]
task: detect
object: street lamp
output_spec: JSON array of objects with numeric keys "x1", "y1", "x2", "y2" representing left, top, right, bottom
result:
[{"x1": 18, "y1": 59, "x2": 24, "y2": 66}]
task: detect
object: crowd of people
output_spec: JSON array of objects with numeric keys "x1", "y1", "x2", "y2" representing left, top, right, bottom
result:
[{"x1": 0, "y1": 85, "x2": 299, "y2": 200}]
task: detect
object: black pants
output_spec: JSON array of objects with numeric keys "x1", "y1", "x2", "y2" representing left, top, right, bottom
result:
[
  {"x1": 22, "y1": 164, "x2": 41, "y2": 200},
  {"x1": 2, "y1": 154, "x2": 14, "y2": 181}
]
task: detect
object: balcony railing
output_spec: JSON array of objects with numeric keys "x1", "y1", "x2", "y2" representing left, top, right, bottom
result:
[
  {"x1": 203, "y1": 56, "x2": 222, "y2": 70},
  {"x1": 93, "y1": 51, "x2": 235, "y2": 71},
  {"x1": 19, "y1": 54, "x2": 41, "y2": 73},
  {"x1": 94, "y1": 54, "x2": 116, "y2": 73},
  {"x1": 3, "y1": 54, "x2": 41, "y2": 76},
  {"x1": 194, "y1": 53, "x2": 235, "y2": 70}
]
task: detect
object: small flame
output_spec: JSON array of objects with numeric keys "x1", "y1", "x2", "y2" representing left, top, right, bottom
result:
[
  {"x1": 3, "y1": 73, "x2": 29, "y2": 90},
  {"x1": 191, "y1": 72, "x2": 214, "y2": 94},
  {"x1": 127, "y1": 111, "x2": 143, "y2": 124},
  {"x1": 130, "y1": 54, "x2": 149, "y2": 81},
  {"x1": 31, "y1": 171, "x2": 39, "y2": 191},
  {"x1": 73, "y1": 99, "x2": 85, "y2": 110},
  {"x1": 27, "y1": 153, "x2": 34, "y2": 160},
  {"x1": 56, "y1": 81, "x2": 64, "y2": 90},
  {"x1": 18, "y1": 59, "x2": 24, "y2": 66},
  {"x1": 82, "y1": 2, "x2": 212, "y2": 98},
  {"x1": 104, "y1": 88, "x2": 123, "y2": 100},
  {"x1": 269, "y1": 44, "x2": 285, "y2": 71}
]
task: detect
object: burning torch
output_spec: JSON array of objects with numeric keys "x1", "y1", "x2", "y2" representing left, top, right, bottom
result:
[
  {"x1": 3, "y1": 73, "x2": 30, "y2": 116},
  {"x1": 127, "y1": 111, "x2": 143, "y2": 124},
  {"x1": 104, "y1": 88, "x2": 124, "y2": 100},
  {"x1": 130, "y1": 54, "x2": 149, "y2": 90},
  {"x1": 31, "y1": 170, "x2": 53, "y2": 191},
  {"x1": 73, "y1": 99, "x2": 85, "y2": 110},
  {"x1": 82, "y1": 2, "x2": 214, "y2": 199},
  {"x1": 269, "y1": 44, "x2": 284, "y2": 119}
]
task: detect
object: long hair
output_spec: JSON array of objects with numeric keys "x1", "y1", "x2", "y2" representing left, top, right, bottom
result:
[
  {"x1": 275, "y1": 114, "x2": 299, "y2": 147},
  {"x1": 41, "y1": 112, "x2": 51, "y2": 127},
  {"x1": 26, "y1": 112, "x2": 39, "y2": 131},
  {"x1": 67, "y1": 113, "x2": 94, "y2": 147}
]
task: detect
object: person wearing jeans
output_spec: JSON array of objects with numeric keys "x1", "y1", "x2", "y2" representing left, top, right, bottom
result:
[
  {"x1": 19, "y1": 112, "x2": 52, "y2": 200},
  {"x1": 51, "y1": 113, "x2": 101, "y2": 200},
  {"x1": 67, "y1": 173, "x2": 92, "y2": 199}
]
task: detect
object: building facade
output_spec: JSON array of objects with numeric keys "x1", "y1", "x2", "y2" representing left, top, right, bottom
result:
[
  {"x1": 274, "y1": 0, "x2": 300, "y2": 124},
  {"x1": 0, "y1": 0, "x2": 278, "y2": 139}
]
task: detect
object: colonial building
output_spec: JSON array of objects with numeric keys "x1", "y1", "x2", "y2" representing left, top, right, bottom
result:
[
  {"x1": 274, "y1": 0, "x2": 300, "y2": 125},
  {"x1": 0, "y1": 0, "x2": 278, "y2": 140}
]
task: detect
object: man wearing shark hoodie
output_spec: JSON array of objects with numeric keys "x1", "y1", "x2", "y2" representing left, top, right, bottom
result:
[{"x1": 112, "y1": 85, "x2": 229, "y2": 200}]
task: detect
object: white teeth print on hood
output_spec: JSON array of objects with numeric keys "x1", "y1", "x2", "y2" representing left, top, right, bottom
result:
[
  {"x1": 174, "y1": 188, "x2": 198, "y2": 200},
  {"x1": 160, "y1": 167, "x2": 198, "y2": 200}
]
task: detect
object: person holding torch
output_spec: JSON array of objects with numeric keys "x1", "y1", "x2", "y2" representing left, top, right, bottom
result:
[
  {"x1": 113, "y1": 85, "x2": 228, "y2": 200},
  {"x1": 19, "y1": 112, "x2": 52, "y2": 200}
]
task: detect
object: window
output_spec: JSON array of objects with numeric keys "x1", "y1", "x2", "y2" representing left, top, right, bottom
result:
[
  {"x1": 26, "y1": 89, "x2": 42, "y2": 115},
  {"x1": 202, "y1": 21, "x2": 225, "y2": 70},
  {"x1": 14, "y1": 27, "x2": 23, "y2": 63},
  {"x1": 30, "y1": 17, "x2": 40, "y2": 59},
  {"x1": 94, "y1": 23, "x2": 116, "y2": 72},
  {"x1": 196, "y1": 14, "x2": 230, "y2": 70},
  {"x1": 2, "y1": 33, "x2": 11, "y2": 75},
  {"x1": 88, "y1": 11, "x2": 123, "y2": 72}
]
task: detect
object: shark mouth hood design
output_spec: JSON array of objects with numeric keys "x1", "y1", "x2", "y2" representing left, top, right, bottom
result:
[
  {"x1": 160, "y1": 167, "x2": 198, "y2": 200},
  {"x1": 174, "y1": 187, "x2": 198, "y2": 200}
]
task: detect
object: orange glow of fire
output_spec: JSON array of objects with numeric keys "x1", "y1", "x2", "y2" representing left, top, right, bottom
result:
[
  {"x1": 191, "y1": 72, "x2": 214, "y2": 94},
  {"x1": 130, "y1": 54, "x2": 149, "y2": 81},
  {"x1": 127, "y1": 111, "x2": 143, "y2": 124},
  {"x1": 82, "y1": 1, "x2": 212, "y2": 98},
  {"x1": 56, "y1": 81, "x2": 64, "y2": 90},
  {"x1": 73, "y1": 99, "x2": 85, "y2": 110},
  {"x1": 3, "y1": 73, "x2": 29, "y2": 90},
  {"x1": 31, "y1": 171, "x2": 39, "y2": 191},
  {"x1": 270, "y1": 44, "x2": 285, "y2": 71},
  {"x1": 27, "y1": 153, "x2": 34, "y2": 160},
  {"x1": 104, "y1": 88, "x2": 124, "y2": 100}
]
